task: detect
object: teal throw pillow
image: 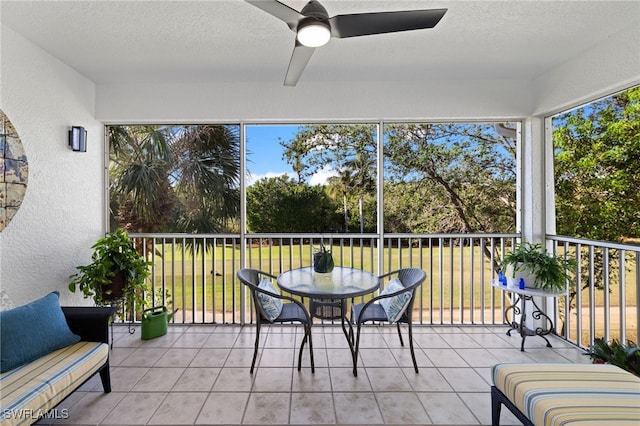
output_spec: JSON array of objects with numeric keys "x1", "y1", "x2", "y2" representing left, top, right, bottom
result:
[
  {"x1": 379, "y1": 278, "x2": 413, "y2": 323},
  {"x1": 0, "y1": 291, "x2": 81, "y2": 373},
  {"x1": 257, "y1": 278, "x2": 283, "y2": 322}
]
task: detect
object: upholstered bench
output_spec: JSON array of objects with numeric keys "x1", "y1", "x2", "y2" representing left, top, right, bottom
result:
[
  {"x1": 0, "y1": 292, "x2": 111, "y2": 426},
  {"x1": 491, "y1": 363, "x2": 640, "y2": 426}
]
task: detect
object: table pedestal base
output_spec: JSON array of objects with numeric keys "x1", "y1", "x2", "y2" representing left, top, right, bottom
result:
[{"x1": 504, "y1": 293, "x2": 555, "y2": 351}]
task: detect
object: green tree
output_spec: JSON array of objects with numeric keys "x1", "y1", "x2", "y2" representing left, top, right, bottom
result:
[
  {"x1": 246, "y1": 175, "x2": 341, "y2": 233},
  {"x1": 281, "y1": 124, "x2": 377, "y2": 233},
  {"x1": 554, "y1": 86, "x2": 640, "y2": 241},
  {"x1": 384, "y1": 123, "x2": 516, "y2": 234}
]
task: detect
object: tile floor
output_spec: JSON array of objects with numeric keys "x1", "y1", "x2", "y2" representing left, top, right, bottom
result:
[{"x1": 40, "y1": 324, "x2": 589, "y2": 426}]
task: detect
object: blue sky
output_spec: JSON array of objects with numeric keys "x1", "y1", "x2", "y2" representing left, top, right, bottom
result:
[{"x1": 245, "y1": 124, "x2": 338, "y2": 186}]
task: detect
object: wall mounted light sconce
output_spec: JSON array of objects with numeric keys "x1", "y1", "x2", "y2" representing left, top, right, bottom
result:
[{"x1": 68, "y1": 126, "x2": 87, "y2": 152}]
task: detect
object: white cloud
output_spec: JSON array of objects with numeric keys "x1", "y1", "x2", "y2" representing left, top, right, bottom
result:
[
  {"x1": 246, "y1": 166, "x2": 339, "y2": 187},
  {"x1": 309, "y1": 165, "x2": 339, "y2": 186},
  {"x1": 246, "y1": 171, "x2": 295, "y2": 187}
]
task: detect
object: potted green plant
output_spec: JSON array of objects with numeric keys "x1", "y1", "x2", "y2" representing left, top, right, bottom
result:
[
  {"x1": 500, "y1": 242, "x2": 575, "y2": 292},
  {"x1": 586, "y1": 337, "x2": 640, "y2": 376},
  {"x1": 68, "y1": 230, "x2": 151, "y2": 308},
  {"x1": 313, "y1": 242, "x2": 334, "y2": 273}
]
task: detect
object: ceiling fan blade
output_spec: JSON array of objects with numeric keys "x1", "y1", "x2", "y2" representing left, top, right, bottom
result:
[
  {"x1": 245, "y1": 0, "x2": 303, "y2": 31},
  {"x1": 284, "y1": 41, "x2": 315, "y2": 86},
  {"x1": 329, "y1": 8, "x2": 447, "y2": 39}
]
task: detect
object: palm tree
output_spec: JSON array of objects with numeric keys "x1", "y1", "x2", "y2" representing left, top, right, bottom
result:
[{"x1": 108, "y1": 125, "x2": 241, "y2": 235}]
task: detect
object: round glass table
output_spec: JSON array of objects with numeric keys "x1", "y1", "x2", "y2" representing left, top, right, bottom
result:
[
  {"x1": 277, "y1": 266, "x2": 379, "y2": 299},
  {"x1": 278, "y1": 266, "x2": 379, "y2": 357}
]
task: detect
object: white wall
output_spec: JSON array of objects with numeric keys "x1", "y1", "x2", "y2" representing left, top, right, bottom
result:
[
  {"x1": 0, "y1": 25, "x2": 103, "y2": 307},
  {"x1": 96, "y1": 80, "x2": 533, "y2": 123}
]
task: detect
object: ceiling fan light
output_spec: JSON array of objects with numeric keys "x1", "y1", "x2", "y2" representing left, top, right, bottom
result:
[{"x1": 297, "y1": 20, "x2": 331, "y2": 47}]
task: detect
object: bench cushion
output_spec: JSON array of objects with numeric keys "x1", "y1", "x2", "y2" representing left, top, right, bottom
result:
[
  {"x1": 0, "y1": 341, "x2": 108, "y2": 426},
  {"x1": 492, "y1": 363, "x2": 640, "y2": 426}
]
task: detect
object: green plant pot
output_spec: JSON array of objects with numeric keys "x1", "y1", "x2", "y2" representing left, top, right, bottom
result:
[{"x1": 313, "y1": 252, "x2": 334, "y2": 273}]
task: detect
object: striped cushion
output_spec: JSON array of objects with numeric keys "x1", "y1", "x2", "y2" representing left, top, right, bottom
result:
[
  {"x1": 0, "y1": 341, "x2": 108, "y2": 426},
  {"x1": 492, "y1": 363, "x2": 640, "y2": 426}
]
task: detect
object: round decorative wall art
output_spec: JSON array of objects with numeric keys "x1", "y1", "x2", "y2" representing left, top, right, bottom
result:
[{"x1": 0, "y1": 110, "x2": 29, "y2": 232}]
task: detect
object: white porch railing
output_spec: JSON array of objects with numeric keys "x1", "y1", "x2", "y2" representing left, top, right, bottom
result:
[{"x1": 125, "y1": 233, "x2": 639, "y2": 350}]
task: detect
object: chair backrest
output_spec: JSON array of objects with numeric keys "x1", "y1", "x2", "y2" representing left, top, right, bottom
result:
[
  {"x1": 237, "y1": 268, "x2": 278, "y2": 321},
  {"x1": 386, "y1": 268, "x2": 426, "y2": 321}
]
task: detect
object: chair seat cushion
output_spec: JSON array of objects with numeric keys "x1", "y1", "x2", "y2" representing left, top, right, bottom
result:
[
  {"x1": 0, "y1": 341, "x2": 109, "y2": 426},
  {"x1": 492, "y1": 363, "x2": 640, "y2": 426},
  {"x1": 352, "y1": 303, "x2": 388, "y2": 323},
  {"x1": 278, "y1": 303, "x2": 309, "y2": 323}
]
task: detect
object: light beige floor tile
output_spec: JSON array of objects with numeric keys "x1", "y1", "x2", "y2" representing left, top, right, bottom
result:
[
  {"x1": 101, "y1": 391, "x2": 166, "y2": 425},
  {"x1": 292, "y1": 367, "x2": 332, "y2": 392},
  {"x1": 333, "y1": 392, "x2": 384, "y2": 424},
  {"x1": 258, "y1": 348, "x2": 295, "y2": 367},
  {"x1": 359, "y1": 348, "x2": 399, "y2": 367},
  {"x1": 456, "y1": 392, "x2": 497, "y2": 425},
  {"x1": 290, "y1": 392, "x2": 336, "y2": 424},
  {"x1": 196, "y1": 392, "x2": 250, "y2": 425},
  {"x1": 456, "y1": 348, "x2": 503, "y2": 367},
  {"x1": 202, "y1": 331, "x2": 239, "y2": 348},
  {"x1": 485, "y1": 347, "x2": 536, "y2": 363},
  {"x1": 469, "y1": 333, "x2": 517, "y2": 348},
  {"x1": 132, "y1": 367, "x2": 184, "y2": 391},
  {"x1": 438, "y1": 367, "x2": 488, "y2": 392},
  {"x1": 108, "y1": 347, "x2": 135, "y2": 366},
  {"x1": 401, "y1": 367, "x2": 454, "y2": 392},
  {"x1": 154, "y1": 347, "x2": 199, "y2": 367},
  {"x1": 233, "y1": 330, "x2": 261, "y2": 348},
  {"x1": 413, "y1": 334, "x2": 452, "y2": 349},
  {"x1": 418, "y1": 392, "x2": 480, "y2": 425},
  {"x1": 391, "y1": 346, "x2": 433, "y2": 368},
  {"x1": 111, "y1": 332, "x2": 144, "y2": 348},
  {"x1": 212, "y1": 367, "x2": 254, "y2": 391},
  {"x1": 330, "y1": 367, "x2": 373, "y2": 392},
  {"x1": 376, "y1": 391, "x2": 431, "y2": 424},
  {"x1": 57, "y1": 391, "x2": 125, "y2": 425},
  {"x1": 522, "y1": 348, "x2": 576, "y2": 363},
  {"x1": 139, "y1": 332, "x2": 182, "y2": 348},
  {"x1": 118, "y1": 347, "x2": 167, "y2": 367},
  {"x1": 439, "y1": 333, "x2": 485, "y2": 348},
  {"x1": 190, "y1": 348, "x2": 231, "y2": 367},
  {"x1": 108, "y1": 367, "x2": 149, "y2": 392},
  {"x1": 325, "y1": 348, "x2": 355, "y2": 368},
  {"x1": 148, "y1": 392, "x2": 208, "y2": 425},
  {"x1": 173, "y1": 367, "x2": 220, "y2": 392},
  {"x1": 300, "y1": 344, "x2": 326, "y2": 368},
  {"x1": 173, "y1": 333, "x2": 210, "y2": 348},
  {"x1": 252, "y1": 367, "x2": 293, "y2": 392},
  {"x1": 223, "y1": 348, "x2": 257, "y2": 367},
  {"x1": 264, "y1": 332, "x2": 299, "y2": 348},
  {"x1": 242, "y1": 392, "x2": 290, "y2": 424},
  {"x1": 366, "y1": 367, "x2": 414, "y2": 392},
  {"x1": 324, "y1": 332, "x2": 353, "y2": 349},
  {"x1": 423, "y1": 348, "x2": 469, "y2": 367}
]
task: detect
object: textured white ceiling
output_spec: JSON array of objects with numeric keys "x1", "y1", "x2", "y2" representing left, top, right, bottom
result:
[{"x1": 2, "y1": 0, "x2": 639, "y2": 86}]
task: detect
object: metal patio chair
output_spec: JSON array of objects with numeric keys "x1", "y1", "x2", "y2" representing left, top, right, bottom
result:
[
  {"x1": 237, "y1": 268, "x2": 314, "y2": 374},
  {"x1": 350, "y1": 268, "x2": 426, "y2": 376}
]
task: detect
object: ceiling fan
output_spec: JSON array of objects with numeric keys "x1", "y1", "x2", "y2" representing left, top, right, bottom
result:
[{"x1": 246, "y1": 0, "x2": 447, "y2": 86}]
